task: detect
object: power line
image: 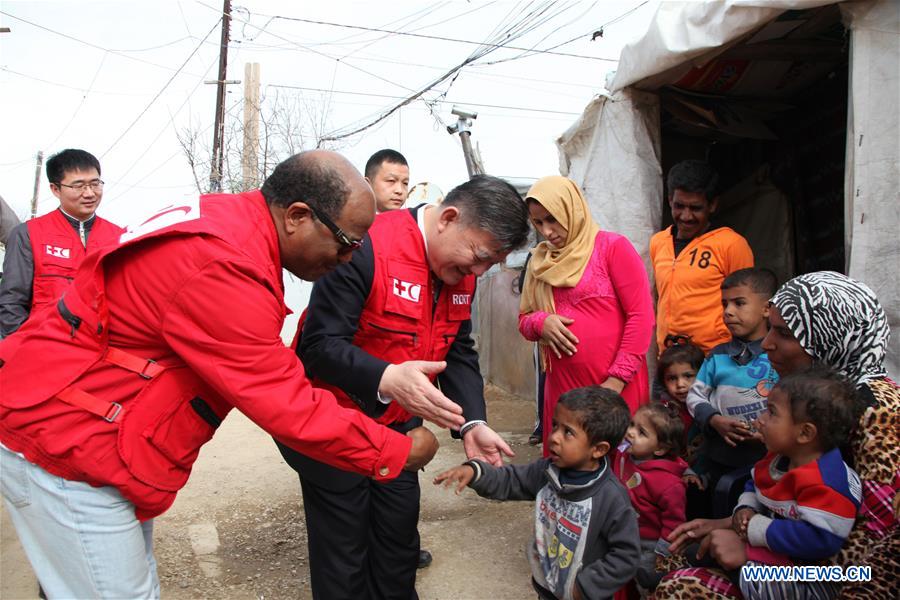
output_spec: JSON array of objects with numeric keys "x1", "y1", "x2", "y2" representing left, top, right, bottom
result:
[
  {"x1": 100, "y1": 18, "x2": 221, "y2": 158},
  {"x1": 480, "y1": 0, "x2": 649, "y2": 66},
  {"x1": 317, "y1": 3, "x2": 591, "y2": 143},
  {"x1": 267, "y1": 83, "x2": 582, "y2": 116},
  {"x1": 0, "y1": 66, "x2": 152, "y2": 96},
  {"x1": 239, "y1": 11, "x2": 618, "y2": 61},
  {"x1": 104, "y1": 98, "x2": 242, "y2": 205},
  {"x1": 44, "y1": 52, "x2": 110, "y2": 149},
  {"x1": 0, "y1": 10, "x2": 208, "y2": 77},
  {"x1": 110, "y1": 55, "x2": 220, "y2": 190},
  {"x1": 195, "y1": 0, "x2": 419, "y2": 93}
]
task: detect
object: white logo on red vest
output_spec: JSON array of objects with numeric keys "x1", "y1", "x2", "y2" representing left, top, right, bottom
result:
[
  {"x1": 452, "y1": 294, "x2": 471, "y2": 305},
  {"x1": 45, "y1": 245, "x2": 71, "y2": 259},
  {"x1": 119, "y1": 196, "x2": 201, "y2": 243},
  {"x1": 392, "y1": 278, "x2": 421, "y2": 302}
]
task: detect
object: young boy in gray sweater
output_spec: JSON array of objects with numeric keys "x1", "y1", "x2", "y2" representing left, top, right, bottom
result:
[{"x1": 435, "y1": 386, "x2": 641, "y2": 600}]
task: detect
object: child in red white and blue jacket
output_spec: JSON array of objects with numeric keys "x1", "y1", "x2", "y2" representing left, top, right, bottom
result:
[{"x1": 731, "y1": 368, "x2": 862, "y2": 599}]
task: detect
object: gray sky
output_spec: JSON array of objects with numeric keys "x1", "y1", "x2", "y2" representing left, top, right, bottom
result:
[{"x1": 0, "y1": 0, "x2": 654, "y2": 227}]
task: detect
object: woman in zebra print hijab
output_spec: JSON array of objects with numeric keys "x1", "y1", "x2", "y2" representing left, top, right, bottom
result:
[
  {"x1": 654, "y1": 272, "x2": 897, "y2": 600},
  {"x1": 766, "y1": 271, "x2": 889, "y2": 387},
  {"x1": 765, "y1": 271, "x2": 898, "y2": 600}
]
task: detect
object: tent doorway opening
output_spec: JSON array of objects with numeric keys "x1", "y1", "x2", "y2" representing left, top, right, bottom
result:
[{"x1": 658, "y1": 4, "x2": 850, "y2": 285}]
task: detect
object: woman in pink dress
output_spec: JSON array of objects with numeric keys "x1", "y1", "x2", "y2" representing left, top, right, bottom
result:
[{"x1": 518, "y1": 176, "x2": 654, "y2": 451}]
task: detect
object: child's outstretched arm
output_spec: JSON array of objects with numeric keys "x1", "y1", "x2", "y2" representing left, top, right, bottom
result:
[
  {"x1": 450, "y1": 458, "x2": 549, "y2": 501},
  {"x1": 433, "y1": 464, "x2": 475, "y2": 495}
]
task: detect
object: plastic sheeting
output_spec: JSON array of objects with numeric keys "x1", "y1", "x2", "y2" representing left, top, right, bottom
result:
[
  {"x1": 611, "y1": 0, "x2": 839, "y2": 93},
  {"x1": 557, "y1": 0, "x2": 899, "y2": 377},
  {"x1": 556, "y1": 88, "x2": 662, "y2": 268},
  {"x1": 841, "y1": 0, "x2": 900, "y2": 378}
]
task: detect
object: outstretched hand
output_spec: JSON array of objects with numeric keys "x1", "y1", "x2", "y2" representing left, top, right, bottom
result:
[
  {"x1": 433, "y1": 464, "x2": 476, "y2": 494},
  {"x1": 379, "y1": 361, "x2": 465, "y2": 429},
  {"x1": 462, "y1": 424, "x2": 515, "y2": 467}
]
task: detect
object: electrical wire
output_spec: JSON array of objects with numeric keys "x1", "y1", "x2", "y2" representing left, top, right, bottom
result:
[
  {"x1": 44, "y1": 52, "x2": 109, "y2": 149},
  {"x1": 267, "y1": 83, "x2": 582, "y2": 116},
  {"x1": 233, "y1": 9, "x2": 616, "y2": 61},
  {"x1": 482, "y1": 0, "x2": 649, "y2": 65},
  {"x1": 104, "y1": 98, "x2": 242, "y2": 204},
  {"x1": 109, "y1": 55, "x2": 220, "y2": 191},
  {"x1": 0, "y1": 10, "x2": 209, "y2": 77},
  {"x1": 195, "y1": 0, "x2": 419, "y2": 93},
  {"x1": 99, "y1": 18, "x2": 221, "y2": 158},
  {"x1": 317, "y1": 1, "x2": 589, "y2": 143},
  {"x1": 0, "y1": 66, "x2": 153, "y2": 96}
]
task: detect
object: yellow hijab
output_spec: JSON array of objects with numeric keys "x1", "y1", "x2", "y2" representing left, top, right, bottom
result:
[{"x1": 520, "y1": 176, "x2": 599, "y2": 317}]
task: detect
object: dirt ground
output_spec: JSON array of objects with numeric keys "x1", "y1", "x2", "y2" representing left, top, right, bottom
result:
[{"x1": 1, "y1": 385, "x2": 542, "y2": 599}]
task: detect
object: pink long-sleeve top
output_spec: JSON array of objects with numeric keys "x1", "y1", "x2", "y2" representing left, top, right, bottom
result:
[{"x1": 519, "y1": 231, "x2": 654, "y2": 429}]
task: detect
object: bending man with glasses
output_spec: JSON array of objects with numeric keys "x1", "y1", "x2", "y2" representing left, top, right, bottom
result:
[
  {"x1": 0, "y1": 148, "x2": 122, "y2": 338},
  {"x1": 0, "y1": 150, "x2": 439, "y2": 599},
  {"x1": 277, "y1": 175, "x2": 531, "y2": 599}
]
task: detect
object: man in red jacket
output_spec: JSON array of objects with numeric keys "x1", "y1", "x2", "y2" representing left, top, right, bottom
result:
[
  {"x1": 0, "y1": 149, "x2": 123, "y2": 338},
  {"x1": 278, "y1": 174, "x2": 531, "y2": 599},
  {"x1": 0, "y1": 150, "x2": 439, "y2": 599}
]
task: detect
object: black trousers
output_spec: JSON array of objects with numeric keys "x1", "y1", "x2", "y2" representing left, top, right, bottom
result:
[{"x1": 276, "y1": 419, "x2": 421, "y2": 600}]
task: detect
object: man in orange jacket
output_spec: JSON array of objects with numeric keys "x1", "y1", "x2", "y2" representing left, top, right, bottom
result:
[
  {"x1": 0, "y1": 150, "x2": 440, "y2": 599},
  {"x1": 650, "y1": 160, "x2": 754, "y2": 355}
]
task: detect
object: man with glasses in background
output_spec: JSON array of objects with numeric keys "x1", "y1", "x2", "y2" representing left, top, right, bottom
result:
[{"x1": 0, "y1": 148, "x2": 122, "y2": 338}]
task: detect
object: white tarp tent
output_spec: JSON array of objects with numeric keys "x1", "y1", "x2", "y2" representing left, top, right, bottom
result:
[{"x1": 557, "y1": 0, "x2": 899, "y2": 377}]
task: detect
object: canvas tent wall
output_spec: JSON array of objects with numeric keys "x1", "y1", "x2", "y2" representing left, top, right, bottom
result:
[{"x1": 557, "y1": 0, "x2": 899, "y2": 377}]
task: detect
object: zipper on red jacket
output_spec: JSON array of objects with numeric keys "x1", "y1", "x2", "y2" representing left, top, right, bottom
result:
[{"x1": 367, "y1": 321, "x2": 418, "y2": 347}]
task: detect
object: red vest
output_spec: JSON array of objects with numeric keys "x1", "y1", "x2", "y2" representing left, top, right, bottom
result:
[
  {"x1": 27, "y1": 209, "x2": 122, "y2": 313},
  {"x1": 0, "y1": 194, "x2": 270, "y2": 519},
  {"x1": 309, "y1": 209, "x2": 476, "y2": 425}
]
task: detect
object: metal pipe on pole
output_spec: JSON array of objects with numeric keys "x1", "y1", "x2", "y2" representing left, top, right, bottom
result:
[
  {"x1": 30, "y1": 151, "x2": 44, "y2": 219},
  {"x1": 446, "y1": 106, "x2": 484, "y2": 179}
]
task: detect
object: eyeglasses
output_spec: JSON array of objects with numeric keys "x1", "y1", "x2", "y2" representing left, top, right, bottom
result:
[
  {"x1": 308, "y1": 203, "x2": 364, "y2": 250},
  {"x1": 56, "y1": 180, "x2": 104, "y2": 192}
]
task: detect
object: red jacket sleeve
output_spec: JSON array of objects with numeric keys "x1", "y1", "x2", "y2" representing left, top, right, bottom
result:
[{"x1": 160, "y1": 258, "x2": 411, "y2": 481}]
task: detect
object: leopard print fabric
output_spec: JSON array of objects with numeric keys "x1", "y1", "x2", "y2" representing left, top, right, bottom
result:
[
  {"x1": 848, "y1": 379, "x2": 899, "y2": 489},
  {"x1": 651, "y1": 568, "x2": 737, "y2": 600},
  {"x1": 839, "y1": 526, "x2": 900, "y2": 600},
  {"x1": 836, "y1": 378, "x2": 900, "y2": 597},
  {"x1": 653, "y1": 379, "x2": 899, "y2": 600}
]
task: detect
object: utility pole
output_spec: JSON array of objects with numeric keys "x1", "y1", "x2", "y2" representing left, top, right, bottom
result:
[
  {"x1": 30, "y1": 151, "x2": 43, "y2": 219},
  {"x1": 209, "y1": 0, "x2": 232, "y2": 192},
  {"x1": 242, "y1": 62, "x2": 261, "y2": 190}
]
